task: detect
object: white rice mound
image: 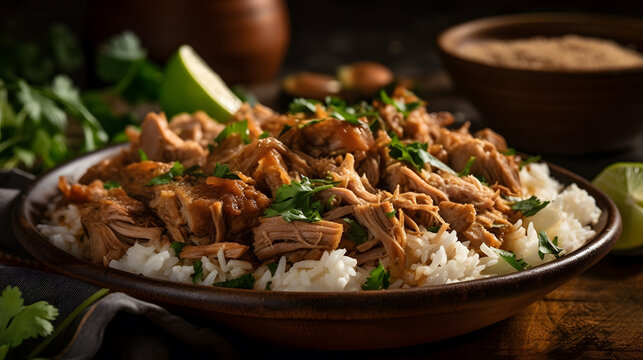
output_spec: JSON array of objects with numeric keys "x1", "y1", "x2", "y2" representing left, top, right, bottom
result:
[{"x1": 38, "y1": 162, "x2": 602, "y2": 291}]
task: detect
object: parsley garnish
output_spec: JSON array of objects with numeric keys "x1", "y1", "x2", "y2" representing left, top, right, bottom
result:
[
  {"x1": 380, "y1": 90, "x2": 420, "y2": 117},
  {"x1": 538, "y1": 231, "x2": 563, "y2": 260},
  {"x1": 492, "y1": 248, "x2": 531, "y2": 271},
  {"x1": 388, "y1": 134, "x2": 455, "y2": 174},
  {"x1": 207, "y1": 144, "x2": 214, "y2": 153},
  {"x1": 138, "y1": 148, "x2": 148, "y2": 161},
  {"x1": 503, "y1": 148, "x2": 516, "y2": 156},
  {"x1": 458, "y1": 156, "x2": 476, "y2": 177},
  {"x1": 144, "y1": 161, "x2": 184, "y2": 186},
  {"x1": 213, "y1": 273, "x2": 255, "y2": 289},
  {"x1": 510, "y1": 196, "x2": 550, "y2": 217},
  {"x1": 103, "y1": 180, "x2": 120, "y2": 189},
  {"x1": 192, "y1": 260, "x2": 203, "y2": 284},
  {"x1": 267, "y1": 262, "x2": 279, "y2": 276},
  {"x1": 288, "y1": 98, "x2": 320, "y2": 114},
  {"x1": 474, "y1": 174, "x2": 488, "y2": 186},
  {"x1": 259, "y1": 131, "x2": 271, "y2": 139},
  {"x1": 343, "y1": 218, "x2": 368, "y2": 244},
  {"x1": 427, "y1": 225, "x2": 441, "y2": 233},
  {"x1": 170, "y1": 241, "x2": 186, "y2": 257},
  {"x1": 212, "y1": 163, "x2": 241, "y2": 180},
  {"x1": 215, "y1": 119, "x2": 250, "y2": 145},
  {"x1": 265, "y1": 281, "x2": 272, "y2": 290},
  {"x1": 519, "y1": 155, "x2": 541, "y2": 169},
  {"x1": 0, "y1": 286, "x2": 58, "y2": 355},
  {"x1": 263, "y1": 176, "x2": 335, "y2": 223},
  {"x1": 361, "y1": 262, "x2": 390, "y2": 290},
  {"x1": 385, "y1": 210, "x2": 397, "y2": 218},
  {"x1": 298, "y1": 118, "x2": 325, "y2": 129},
  {"x1": 278, "y1": 124, "x2": 293, "y2": 137}
]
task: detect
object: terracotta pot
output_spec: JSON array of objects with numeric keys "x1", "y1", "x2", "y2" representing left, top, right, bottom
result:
[{"x1": 88, "y1": 0, "x2": 290, "y2": 83}]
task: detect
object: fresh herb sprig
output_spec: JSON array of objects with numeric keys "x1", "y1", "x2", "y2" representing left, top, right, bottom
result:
[
  {"x1": 492, "y1": 248, "x2": 531, "y2": 271},
  {"x1": 537, "y1": 231, "x2": 563, "y2": 260},
  {"x1": 361, "y1": 262, "x2": 390, "y2": 290},
  {"x1": 213, "y1": 273, "x2": 255, "y2": 289},
  {"x1": 458, "y1": 156, "x2": 476, "y2": 177},
  {"x1": 388, "y1": 134, "x2": 455, "y2": 174},
  {"x1": 510, "y1": 196, "x2": 550, "y2": 217},
  {"x1": 343, "y1": 218, "x2": 368, "y2": 244},
  {"x1": 215, "y1": 119, "x2": 250, "y2": 145},
  {"x1": 380, "y1": 90, "x2": 420, "y2": 117},
  {"x1": 145, "y1": 161, "x2": 185, "y2": 186},
  {"x1": 263, "y1": 176, "x2": 335, "y2": 223}
]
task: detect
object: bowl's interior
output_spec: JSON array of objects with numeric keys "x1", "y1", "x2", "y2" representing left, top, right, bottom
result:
[{"x1": 439, "y1": 13, "x2": 643, "y2": 74}]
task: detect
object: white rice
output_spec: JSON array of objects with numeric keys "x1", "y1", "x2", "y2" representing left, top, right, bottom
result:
[{"x1": 38, "y1": 162, "x2": 602, "y2": 291}]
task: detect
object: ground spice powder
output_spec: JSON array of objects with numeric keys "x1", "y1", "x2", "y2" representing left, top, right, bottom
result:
[{"x1": 460, "y1": 34, "x2": 643, "y2": 71}]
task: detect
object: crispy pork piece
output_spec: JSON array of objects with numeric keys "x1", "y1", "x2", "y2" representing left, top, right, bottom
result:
[
  {"x1": 179, "y1": 242, "x2": 250, "y2": 260},
  {"x1": 79, "y1": 149, "x2": 138, "y2": 185},
  {"x1": 252, "y1": 217, "x2": 343, "y2": 261},
  {"x1": 59, "y1": 177, "x2": 107, "y2": 203},
  {"x1": 289, "y1": 118, "x2": 374, "y2": 157},
  {"x1": 168, "y1": 111, "x2": 226, "y2": 147},
  {"x1": 138, "y1": 112, "x2": 207, "y2": 168},
  {"x1": 79, "y1": 188, "x2": 163, "y2": 265},
  {"x1": 474, "y1": 128, "x2": 508, "y2": 152},
  {"x1": 353, "y1": 202, "x2": 406, "y2": 276}
]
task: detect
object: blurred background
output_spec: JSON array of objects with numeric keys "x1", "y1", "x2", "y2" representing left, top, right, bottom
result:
[{"x1": 1, "y1": 0, "x2": 642, "y2": 177}]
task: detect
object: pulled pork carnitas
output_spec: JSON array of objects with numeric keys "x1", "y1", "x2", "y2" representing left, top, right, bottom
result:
[{"x1": 57, "y1": 87, "x2": 524, "y2": 280}]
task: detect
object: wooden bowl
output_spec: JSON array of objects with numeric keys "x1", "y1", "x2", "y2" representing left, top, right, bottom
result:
[
  {"x1": 437, "y1": 13, "x2": 643, "y2": 155},
  {"x1": 13, "y1": 145, "x2": 621, "y2": 350}
]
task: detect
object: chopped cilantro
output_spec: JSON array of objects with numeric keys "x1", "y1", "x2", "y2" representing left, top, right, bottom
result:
[
  {"x1": 288, "y1": 98, "x2": 320, "y2": 114},
  {"x1": 343, "y1": 218, "x2": 368, "y2": 244},
  {"x1": 492, "y1": 248, "x2": 531, "y2": 271},
  {"x1": 212, "y1": 163, "x2": 241, "y2": 180},
  {"x1": 213, "y1": 273, "x2": 255, "y2": 289},
  {"x1": 474, "y1": 174, "x2": 488, "y2": 186},
  {"x1": 538, "y1": 231, "x2": 563, "y2": 260},
  {"x1": 263, "y1": 176, "x2": 335, "y2": 223},
  {"x1": 503, "y1": 148, "x2": 516, "y2": 156},
  {"x1": 519, "y1": 155, "x2": 541, "y2": 169},
  {"x1": 511, "y1": 196, "x2": 550, "y2": 217},
  {"x1": 298, "y1": 118, "x2": 325, "y2": 128},
  {"x1": 207, "y1": 144, "x2": 214, "y2": 153},
  {"x1": 329, "y1": 110, "x2": 363, "y2": 126},
  {"x1": 325, "y1": 194, "x2": 336, "y2": 211},
  {"x1": 388, "y1": 134, "x2": 455, "y2": 174},
  {"x1": 427, "y1": 225, "x2": 441, "y2": 233},
  {"x1": 103, "y1": 181, "x2": 120, "y2": 189},
  {"x1": 0, "y1": 286, "x2": 58, "y2": 352},
  {"x1": 458, "y1": 156, "x2": 476, "y2": 177},
  {"x1": 138, "y1": 148, "x2": 148, "y2": 161},
  {"x1": 170, "y1": 241, "x2": 186, "y2": 257},
  {"x1": 215, "y1": 119, "x2": 250, "y2": 145},
  {"x1": 278, "y1": 124, "x2": 293, "y2": 137},
  {"x1": 259, "y1": 131, "x2": 271, "y2": 139},
  {"x1": 385, "y1": 210, "x2": 397, "y2": 218},
  {"x1": 361, "y1": 262, "x2": 390, "y2": 290},
  {"x1": 145, "y1": 161, "x2": 184, "y2": 186},
  {"x1": 380, "y1": 90, "x2": 420, "y2": 117},
  {"x1": 265, "y1": 281, "x2": 272, "y2": 290},
  {"x1": 267, "y1": 262, "x2": 279, "y2": 276},
  {"x1": 192, "y1": 260, "x2": 203, "y2": 284}
]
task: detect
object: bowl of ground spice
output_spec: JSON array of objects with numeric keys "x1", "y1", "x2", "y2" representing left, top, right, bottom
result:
[{"x1": 437, "y1": 13, "x2": 643, "y2": 155}]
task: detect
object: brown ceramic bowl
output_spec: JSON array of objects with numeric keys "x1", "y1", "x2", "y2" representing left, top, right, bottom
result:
[
  {"x1": 13, "y1": 145, "x2": 621, "y2": 350},
  {"x1": 437, "y1": 13, "x2": 643, "y2": 155}
]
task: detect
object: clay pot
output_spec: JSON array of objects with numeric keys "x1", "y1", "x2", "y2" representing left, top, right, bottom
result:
[{"x1": 88, "y1": 0, "x2": 290, "y2": 83}]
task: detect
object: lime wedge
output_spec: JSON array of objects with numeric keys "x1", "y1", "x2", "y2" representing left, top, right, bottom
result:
[
  {"x1": 592, "y1": 162, "x2": 643, "y2": 252},
  {"x1": 159, "y1": 45, "x2": 241, "y2": 122}
]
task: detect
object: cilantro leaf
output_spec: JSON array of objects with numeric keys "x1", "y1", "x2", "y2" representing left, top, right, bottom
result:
[
  {"x1": 263, "y1": 176, "x2": 334, "y2": 223},
  {"x1": 267, "y1": 262, "x2": 279, "y2": 276},
  {"x1": 288, "y1": 98, "x2": 320, "y2": 114},
  {"x1": 492, "y1": 248, "x2": 531, "y2": 271},
  {"x1": 145, "y1": 161, "x2": 185, "y2": 186},
  {"x1": 474, "y1": 174, "x2": 488, "y2": 186},
  {"x1": 97, "y1": 31, "x2": 146, "y2": 83},
  {"x1": 192, "y1": 260, "x2": 204, "y2": 284},
  {"x1": 259, "y1": 131, "x2": 271, "y2": 139},
  {"x1": 50, "y1": 24, "x2": 84, "y2": 73},
  {"x1": 213, "y1": 273, "x2": 255, "y2": 289},
  {"x1": 385, "y1": 210, "x2": 397, "y2": 218},
  {"x1": 0, "y1": 286, "x2": 59, "y2": 349},
  {"x1": 458, "y1": 156, "x2": 476, "y2": 177},
  {"x1": 519, "y1": 155, "x2": 541, "y2": 169},
  {"x1": 343, "y1": 218, "x2": 368, "y2": 244},
  {"x1": 212, "y1": 163, "x2": 240, "y2": 180},
  {"x1": 388, "y1": 134, "x2": 455, "y2": 174},
  {"x1": 361, "y1": 262, "x2": 390, "y2": 290},
  {"x1": 17, "y1": 80, "x2": 66, "y2": 130},
  {"x1": 138, "y1": 148, "x2": 148, "y2": 161},
  {"x1": 503, "y1": 148, "x2": 516, "y2": 156},
  {"x1": 511, "y1": 196, "x2": 550, "y2": 217},
  {"x1": 215, "y1": 119, "x2": 250, "y2": 145},
  {"x1": 170, "y1": 242, "x2": 186, "y2": 257},
  {"x1": 329, "y1": 109, "x2": 363, "y2": 126},
  {"x1": 427, "y1": 225, "x2": 440, "y2": 233},
  {"x1": 103, "y1": 181, "x2": 120, "y2": 189},
  {"x1": 380, "y1": 90, "x2": 420, "y2": 117},
  {"x1": 298, "y1": 118, "x2": 325, "y2": 129},
  {"x1": 538, "y1": 231, "x2": 563, "y2": 260}
]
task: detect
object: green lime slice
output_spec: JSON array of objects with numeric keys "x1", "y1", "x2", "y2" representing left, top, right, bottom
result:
[
  {"x1": 159, "y1": 45, "x2": 241, "y2": 122},
  {"x1": 592, "y1": 162, "x2": 643, "y2": 252}
]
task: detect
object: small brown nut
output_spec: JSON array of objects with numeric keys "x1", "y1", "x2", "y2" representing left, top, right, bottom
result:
[
  {"x1": 282, "y1": 72, "x2": 341, "y2": 99},
  {"x1": 337, "y1": 61, "x2": 394, "y2": 95}
]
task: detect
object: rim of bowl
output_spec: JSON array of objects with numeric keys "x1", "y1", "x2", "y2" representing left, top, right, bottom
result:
[
  {"x1": 437, "y1": 12, "x2": 643, "y2": 76},
  {"x1": 13, "y1": 143, "x2": 622, "y2": 320}
]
